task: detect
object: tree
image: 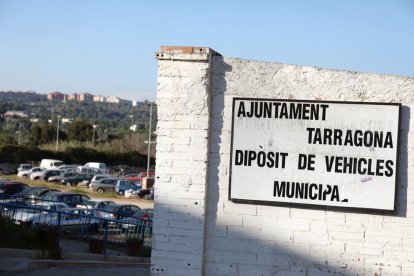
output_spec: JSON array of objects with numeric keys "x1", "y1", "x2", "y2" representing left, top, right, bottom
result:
[
  {"x1": 0, "y1": 134, "x2": 15, "y2": 145},
  {"x1": 31, "y1": 125, "x2": 42, "y2": 145},
  {"x1": 31, "y1": 123, "x2": 66, "y2": 145},
  {"x1": 40, "y1": 124, "x2": 56, "y2": 144},
  {"x1": 67, "y1": 119, "x2": 93, "y2": 142}
]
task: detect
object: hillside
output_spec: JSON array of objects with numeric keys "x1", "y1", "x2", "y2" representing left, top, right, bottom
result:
[{"x1": 0, "y1": 100, "x2": 157, "y2": 157}]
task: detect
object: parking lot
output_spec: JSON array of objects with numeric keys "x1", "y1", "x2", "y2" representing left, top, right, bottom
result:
[{"x1": 0, "y1": 164, "x2": 155, "y2": 274}]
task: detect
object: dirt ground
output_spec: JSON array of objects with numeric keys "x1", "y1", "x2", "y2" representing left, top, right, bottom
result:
[
  {"x1": 96, "y1": 196, "x2": 154, "y2": 209},
  {"x1": 3, "y1": 174, "x2": 155, "y2": 210}
]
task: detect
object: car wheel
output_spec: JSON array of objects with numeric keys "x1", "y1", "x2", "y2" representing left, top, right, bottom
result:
[
  {"x1": 66, "y1": 182, "x2": 72, "y2": 187},
  {"x1": 118, "y1": 190, "x2": 125, "y2": 196},
  {"x1": 97, "y1": 187, "x2": 104, "y2": 193}
]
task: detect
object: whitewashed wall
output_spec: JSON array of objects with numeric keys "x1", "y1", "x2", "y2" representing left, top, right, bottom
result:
[{"x1": 152, "y1": 47, "x2": 414, "y2": 275}]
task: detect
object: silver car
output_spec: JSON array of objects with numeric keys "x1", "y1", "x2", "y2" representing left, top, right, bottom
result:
[
  {"x1": 12, "y1": 202, "x2": 69, "y2": 224},
  {"x1": 48, "y1": 172, "x2": 78, "y2": 183},
  {"x1": 17, "y1": 167, "x2": 44, "y2": 178},
  {"x1": 89, "y1": 178, "x2": 118, "y2": 193},
  {"x1": 32, "y1": 208, "x2": 98, "y2": 235}
]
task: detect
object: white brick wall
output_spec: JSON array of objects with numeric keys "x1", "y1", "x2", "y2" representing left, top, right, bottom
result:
[
  {"x1": 152, "y1": 48, "x2": 213, "y2": 276},
  {"x1": 154, "y1": 47, "x2": 414, "y2": 275}
]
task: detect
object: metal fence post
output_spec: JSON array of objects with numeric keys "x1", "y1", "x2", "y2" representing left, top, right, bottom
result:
[
  {"x1": 103, "y1": 220, "x2": 108, "y2": 256},
  {"x1": 56, "y1": 212, "x2": 61, "y2": 247}
]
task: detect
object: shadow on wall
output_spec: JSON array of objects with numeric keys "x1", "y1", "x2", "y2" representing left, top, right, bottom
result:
[
  {"x1": 193, "y1": 56, "x2": 411, "y2": 275},
  {"x1": 206, "y1": 55, "x2": 232, "y2": 229},
  {"x1": 397, "y1": 105, "x2": 410, "y2": 218}
]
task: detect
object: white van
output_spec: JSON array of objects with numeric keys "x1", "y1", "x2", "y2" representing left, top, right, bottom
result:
[
  {"x1": 77, "y1": 166, "x2": 101, "y2": 175},
  {"x1": 40, "y1": 159, "x2": 64, "y2": 169},
  {"x1": 83, "y1": 162, "x2": 108, "y2": 174}
]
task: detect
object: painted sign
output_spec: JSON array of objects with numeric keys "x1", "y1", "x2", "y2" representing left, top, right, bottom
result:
[{"x1": 229, "y1": 98, "x2": 400, "y2": 213}]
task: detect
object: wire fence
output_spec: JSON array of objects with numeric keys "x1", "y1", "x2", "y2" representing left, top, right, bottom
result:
[{"x1": 0, "y1": 196, "x2": 152, "y2": 257}]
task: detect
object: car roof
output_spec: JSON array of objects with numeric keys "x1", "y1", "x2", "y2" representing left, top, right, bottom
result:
[
  {"x1": 102, "y1": 203, "x2": 138, "y2": 209},
  {"x1": 36, "y1": 201, "x2": 68, "y2": 206},
  {"x1": 45, "y1": 191, "x2": 89, "y2": 196},
  {"x1": 14, "y1": 186, "x2": 49, "y2": 193},
  {"x1": 85, "y1": 199, "x2": 115, "y2": 204}
]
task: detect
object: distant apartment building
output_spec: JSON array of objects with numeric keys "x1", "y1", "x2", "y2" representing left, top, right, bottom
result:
[
  {"x1": 4, "y1": 110, "x2": 28, "y2": 118},
  {"x1": 106, "y1": 96, "x2": 132, "y2": 105},
  {"x1": 67, "y1": 93, "x2": 79, "y2": 101},
  {"x1": 105, "y1": 96, "x2": 120, "y2": 104},
  {"x1": 47, "y1": 91, "x2": 65, "y2": 102},
  {"x1": 0, "y1": 90, "x2": 132, "y2": 106},
  {"x1": 93, "y1": 95, "x2": 106, "y2": 102},
  {"x1": 0, "y1": 91, "x2": 47, "y2": 102},
  {"x1": 79, "y1": 93, "x2": 93, "y2": 103}
]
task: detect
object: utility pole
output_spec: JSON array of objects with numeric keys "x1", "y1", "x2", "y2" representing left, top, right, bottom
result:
[
  {"x1": 145, "y1": 100, "x2": 156, "y2": 177},
  {"x1": 92, "y1": 124, "x2": 97, "y2": 147},
  {"x1": 17, "y1": 122, "x2": 21, "y2": 145},
  {"x1": 55, "y1": 115, "x2": 60, "y2": 152}
]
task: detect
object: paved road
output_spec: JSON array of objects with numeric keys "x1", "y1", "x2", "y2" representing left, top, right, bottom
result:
[{"x1": 1, "y1": 267, "x2": 151, "y2": 276}]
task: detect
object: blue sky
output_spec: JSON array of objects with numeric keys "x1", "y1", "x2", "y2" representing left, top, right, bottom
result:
[{"x1": 0, "y1": 0, "x2": 413, "y2": 101}]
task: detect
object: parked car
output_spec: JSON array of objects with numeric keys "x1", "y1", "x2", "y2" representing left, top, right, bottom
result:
[
  {"x1": 61, "y1": 173, "x2": 95, "y2": 187},
  {"x1": 0, "y1": 182, "x2": 29, "y2": 196},
  {"x1": 0, "y1": 163, "x2": 17, "y2": 175},
  {"x1": 0, "y1": 199, "x2": 30, "y2": 218},
  {"x1": 77, "y1": 166, "x2": 101, "y2": 175},
  {"x1": 30, "y1": 169, "x2": 47, "y2": 180},
  {"x1": 115, "y1": 180, "x2": 141, "y2": 196},
  {"x1": 119, "y1": 208, "x2": 153, "y2": 234},
  {"x1": 47, "y1": 172, "x2": 78, "y2": 183},
  {"x1": 39, "y1": 159, "x2": 64, "y2": 170},
  {"x1": 78, "y1": 199, "x2": 115, "y2": 210},
  {"x1": 124, "y1": 171, "x2": 155, "y2": 182},
  {"x1": 17, "y1": 164, "x2": 32, "y2": 172},
  {"x1": 113, "y1": 165, "x2": 134, "y2": 176},
  {"x1": 89, "y1": 177, "x2": 118, "y2": 193},
  {"x1": 40, "y1": 192, "x2": 90, "y2": 207},
  {"x1": 83, "y1": 162, "x2": 108, "y2": 174},
  {"x1": 43, "y1": 169, "x2": 64, "y2": 181},
  {"x1": 78, "y1": 200, "x2": 115, "y2": 215},
  {"x1": 12, "y1": 187, "x2": 60, "y2": 204},
  {"x1": 12, "y1": 202, "x2": 69, "y2": 224},
  {"x1": 32, "y1": 207, "x2": 97, "y2": 235},
  {"x1": 95, "y1": 204, "x2": 141, "y2": 220},
  {"x1": 90, "y1": 174, "x2": 112, "y2": 183},
  {"x1": 57, "y1": 165, "x2": 79, "y2": 172},
  {"x1": 135, "y1": 187, "x2": 154, "y2": 199},
  {"x1": 17, "y1": 167, "x2": 45, "y2": 178}
]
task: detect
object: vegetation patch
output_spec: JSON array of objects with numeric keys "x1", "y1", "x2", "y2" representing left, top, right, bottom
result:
[{"x1": 0, "y1": 216, "x2": 61, "y2": 259}]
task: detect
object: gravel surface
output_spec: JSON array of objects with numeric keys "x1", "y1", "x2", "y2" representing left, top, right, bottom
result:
[{"x1": 103, "y1": 196, "x2": 154, "y2": 209}]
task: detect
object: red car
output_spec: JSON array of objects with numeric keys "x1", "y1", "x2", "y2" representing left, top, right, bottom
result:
[{"x1": 124, "y1": 172, "x2": 155, "y2": 182}]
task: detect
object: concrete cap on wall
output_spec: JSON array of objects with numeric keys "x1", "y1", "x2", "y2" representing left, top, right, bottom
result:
[{"x1": 155, "y1": 46, "x2": 221, "y2": 62}]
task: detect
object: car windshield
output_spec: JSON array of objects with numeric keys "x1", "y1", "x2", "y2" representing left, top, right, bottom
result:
[
  {"x1": 85, "y1": 200, "x2": 97, "y2": 205},
  {"x1": 102, "y1": 205, "x2": 119, "y2": 212}
]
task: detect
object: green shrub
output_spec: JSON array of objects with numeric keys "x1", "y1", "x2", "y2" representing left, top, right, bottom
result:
[
  {"x1": 0, "y1": 144, "x2": 153, "y2": 167},
  {"x1": 0, "y1": 216, "x2": 61, "y2": 258}
]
